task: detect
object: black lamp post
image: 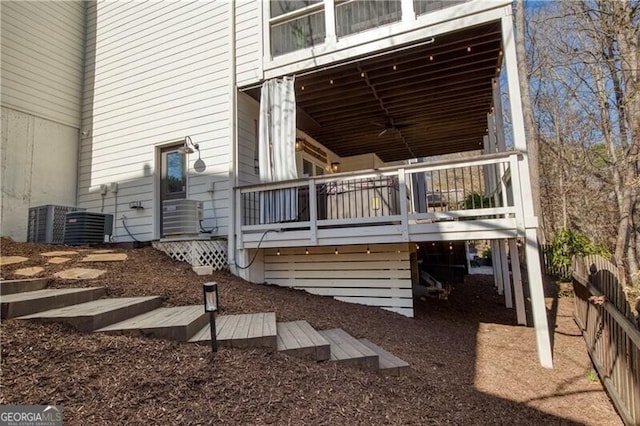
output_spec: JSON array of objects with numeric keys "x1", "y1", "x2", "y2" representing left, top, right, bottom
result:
[{"x1": 203, "y1": 282, "x2": 219, "y2": 352}]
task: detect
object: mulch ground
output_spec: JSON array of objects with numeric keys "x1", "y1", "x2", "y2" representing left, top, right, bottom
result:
[{"x1": 0, "y1": 238, "x2": 622, "y2": 425}]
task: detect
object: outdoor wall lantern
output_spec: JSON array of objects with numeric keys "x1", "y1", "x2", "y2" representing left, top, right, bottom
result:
[
  {"x1": 203, "y1": 282, "x2": 219, "y2": 352},
  {"x1": 331, "y1": 162, "x2": 340, "y2": 172}
]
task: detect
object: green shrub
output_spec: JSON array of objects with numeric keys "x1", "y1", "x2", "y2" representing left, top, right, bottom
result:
[
  {"x1": 461, "y1": 192, "x2": 495, "y2": 210},
  {"x1": 549, "y1": 228, "x2": 609, "y2": 281}
]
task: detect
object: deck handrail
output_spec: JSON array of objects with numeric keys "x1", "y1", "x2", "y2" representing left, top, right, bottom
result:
[{"x1": 236, "y1": 150, "x2": 523, "y2": 192}]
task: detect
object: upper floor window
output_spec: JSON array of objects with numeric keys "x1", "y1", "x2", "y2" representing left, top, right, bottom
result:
[
  {"x1": 335, "y1": 0, "x2": 401, "y2": 37},
  {"x1": 270, "y1": 1, "x2": 326, "y2": 57}
]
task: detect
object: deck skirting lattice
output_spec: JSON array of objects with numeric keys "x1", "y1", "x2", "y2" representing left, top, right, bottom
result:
[{"x1": 153, "y1": 240, "x2": 228, "y2": 271}]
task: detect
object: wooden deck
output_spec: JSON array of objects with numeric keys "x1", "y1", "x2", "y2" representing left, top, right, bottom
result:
[
  {"x1": 96, "y1": 305, "x2": 208, "y2": 341},
  {"x1": 18, "y1": 296, "x2": 163, "y2": 331},
  {"x1": 277, "y1": 320, "x2": 330, "y2": 361},
  {"x1": 0, "y1": 278, "x2": 49, "y2": 295},
  {"x1": 358, "y1": 338, "x2": 409, "y2": 375},
  {"x1": 318, "y1": 328, "x2": 379, "y2": 369},
  {"x1": 1, "y1": 287, "x2": 106, "y2": 318},
  {"x1": 189, "y1": 312, "x2": 277, "y2": 349}
]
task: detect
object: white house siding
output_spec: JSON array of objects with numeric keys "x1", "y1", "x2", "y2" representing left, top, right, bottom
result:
[
  {"x1": 0, "y1": 1, "x2": 85, "y2": 240},
  {"x1": 235, "y1": 0, "x2": 262, "y2": 87},
  {"x1": 263, "y1": 244, "x2": 415, "y2": 317},
  {"x1": 78, "y1": 1, "x2": 233, "y2": 241}
]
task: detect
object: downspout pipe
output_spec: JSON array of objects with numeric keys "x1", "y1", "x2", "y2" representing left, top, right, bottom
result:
[{"x1": 228, "y1": 0, "x2": 238, "y2": 273}]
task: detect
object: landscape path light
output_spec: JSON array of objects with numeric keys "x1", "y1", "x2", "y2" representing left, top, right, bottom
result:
[{"x1": 203, "y1": 282, "x2": 219, "y2": 352}]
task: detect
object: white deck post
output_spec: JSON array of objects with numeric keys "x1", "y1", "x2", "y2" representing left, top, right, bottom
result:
[
  {"x1": 309, "y1": 179, "x2": 318, "y2": 244},
  {"x1": 324, "y1": 0, "x2": 337, "y2": 44},
  {"x1": 509, "y1": 238, "x2": 526, "y2": 325},
  {"x1": 502, "y1": 12, "x2": 553, "y2": 368}
]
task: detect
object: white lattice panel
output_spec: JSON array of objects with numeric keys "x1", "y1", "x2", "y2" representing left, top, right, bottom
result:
[{"x1": 153, "y1": 240, "x2": 228, "y2": 271}]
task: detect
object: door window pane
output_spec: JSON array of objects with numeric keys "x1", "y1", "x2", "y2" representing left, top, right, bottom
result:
[{"x1": 166, "y1": 151, "x2": 185, "y2": 193}]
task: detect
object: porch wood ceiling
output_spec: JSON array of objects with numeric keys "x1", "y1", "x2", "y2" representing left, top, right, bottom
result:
[{"x1": 248, "y1": 21, "x2": 504, "y2": 162}]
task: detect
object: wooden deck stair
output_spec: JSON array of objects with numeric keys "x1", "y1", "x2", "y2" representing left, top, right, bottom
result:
[
  {"x1": 0, "y1": 278, "x2": 49, "y2": 295},
  {"x1": 18, "y1": 297, "x2": 163, "y2": 331},
  {"x1": 1, "y1": 287, "x2": 106, "y2": 318},
  {"x1": 318, "y1": 328, "x2": 379, "y2": 369},
  {"x1": 358, "y1": 338, "x2": 410, "y2": 375},
  {"x1": 96, "y1": 305, "x2": 207, "y2": 341},
  {"x1": 2, "y1": 279, "x2": 409, "y2": 374},
  {"x1": 189, "y1": 312, "x2": 277, "y2": 349},
  {"x1": 277, "y1": 320, "x2": 330, "y2": 361}
]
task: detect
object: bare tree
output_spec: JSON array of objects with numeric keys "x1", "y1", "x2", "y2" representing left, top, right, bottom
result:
[{"x1": 526, "y1": 0, "x2": 639, "y2": 286}]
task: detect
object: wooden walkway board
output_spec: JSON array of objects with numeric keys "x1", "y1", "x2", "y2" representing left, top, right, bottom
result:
[
  {"x1": 189, "y1": 313, "x2": 277, "y2": 349},
  {"x1": 19, "y1": 297, "x2": 163, "y2": 332},
  {"x1": 0, "y1": 278, "x2": 49, "y2": 296},
  {"x1": 318, "y1": 328, "x2": 379, "y2": 369},
  {"x1": 96, "y1": 305, "x2": 207, "y2": 341},
  {"x1": 277, "y1": 321, "x2": 330, "y2": 361},
  {"x1": 358, "y1": 338, "x2": 410, "y2": 375},
  {"x1": 1, "y1": 287, "x2": 106, "y2": 319}
]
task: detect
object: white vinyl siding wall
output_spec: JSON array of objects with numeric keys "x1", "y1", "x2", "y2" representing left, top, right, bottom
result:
[
  {"x1": 264, "y1": 244, "x2": 415, "y2": 317},
  {"x1": 235, "y1": 0, "x2": 262, "y2": 86},
  {"x1": 78, "y1": 1, "x2": 232, "y2": 241},
  {"x1": 1, "y1": 1, "x2": 85, "y2": 127}
]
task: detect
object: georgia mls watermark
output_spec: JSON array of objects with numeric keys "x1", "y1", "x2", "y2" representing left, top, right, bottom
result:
[{"x1": 0, "y1": 405, "x2": 62, "y2": 426}]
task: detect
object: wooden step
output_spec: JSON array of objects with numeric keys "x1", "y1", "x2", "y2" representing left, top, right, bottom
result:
[
  {"x1": 189, "y1": 312, "x2": 277, "y2": 349},
  {"x1": 96, "y1": 305, "x2": 207, "y2": 341},
  {"x1": 0, "y1": 278, "x2": 49, "y2": 295},
  {"x1": 318, "y1": 328, "x2": 379, "y2": 369},
  {"x1": 18, "y1": 297, "x2": 163, "y2": 331},
  {"x1": 358, "y1": 338, "x2": 410, "y2": 375},
  {"x1": 1, "y1": 287, "x2": 106, "y2": 319},
  {"x1": 277, "y1": 320, "x2": 330, "y2": 361}
]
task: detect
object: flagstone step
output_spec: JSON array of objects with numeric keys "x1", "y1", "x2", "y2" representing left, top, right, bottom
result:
[
  {"x1": 1, "y1": 287, "x2": 106, "y2": 319},
  {"x1": 276, "y1": 320, "x2": 330, "y2": 361},
  {"x1": 358, "y1": 338, "x2": 410, "y2": 375},
  {"x1": 0, "y1": 278, "x2": 49, "y2": 295},
  {"x1": 18, "y1": 297, "x2": 163, "y2": 331},
  {"x1": 318, "y1": 328, "x2": 379, "y2": 369},
  {"x1": 189, "y1": 312, "x2": 277, "y2": 349},
  {"x1": 96, "y1": 305, "x2": 207, "y2": 341}
]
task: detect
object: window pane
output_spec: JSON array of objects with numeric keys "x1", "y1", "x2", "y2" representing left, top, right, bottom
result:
[
  {"x1": 271, "y1": 10, "x2": 326, "y2": 56},
  {"x1": 303, "y1": 159, "x2": 313, "y2": 176},
  {"x1": 271, "y1": 0, "x2": 322, "y2": 18},
  {"x1": 336, "y1": 0, "x2": 401, "y2": 38},
  {"x1": 166, "y1": 151, "x2": 185, "y2": 193},
  {"x1": 413, "y1": 0, "x2": 469, "y2": 16}
]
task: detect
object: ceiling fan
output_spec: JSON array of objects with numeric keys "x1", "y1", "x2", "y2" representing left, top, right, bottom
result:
[{"x1": 370, "y1": 120, "x2": 412, "y2": 137}]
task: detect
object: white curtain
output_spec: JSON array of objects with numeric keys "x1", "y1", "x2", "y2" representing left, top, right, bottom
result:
[{"x1": 259, "y1": 77, "x2": 298, "y2": 223}]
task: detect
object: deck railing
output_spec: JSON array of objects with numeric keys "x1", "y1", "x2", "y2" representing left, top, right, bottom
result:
[
  {"x1": 572, "y1": 255, "x2": 640, "y2": 425},
  {"x1": 236, "y1": 151, "x2": 521, "y2": 246}
]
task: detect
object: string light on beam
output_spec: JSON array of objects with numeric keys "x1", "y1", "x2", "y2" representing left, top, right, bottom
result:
[
  {"x1": 467, "y1": 46, "x2": 472, "y2": 52},
  {"x1": 393, "y1": 64, "x2": 397, "y2": 71},
  {"x1": 366, "y1": 246, "x2": 371, "y2": 254},
  {"x1": 329, "y1": 79, "x2": 334, "y2": 85},
  {"x1": 276, "y1": 248, "x2": 281, "y2": 256},
  {"x1": 305, "y1": 248, "x2": 309, "y2": 255},
  {"x1": 361, "y1": 71, "x2": 365, "y2": 77},
  {"x1": 301, "y1": 85, "x2": 305, "y2": 91},
  {"x1": 429, "y1": 55, "x2": 434, "y2": 61},
  {"x1": 334, "y1": 247, "x2": 339, "y2": 255}
]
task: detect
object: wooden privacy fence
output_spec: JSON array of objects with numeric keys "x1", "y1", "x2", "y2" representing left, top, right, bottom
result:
[{"x1": 572, "y1": 255, "x2": 640, "y2": 425}]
